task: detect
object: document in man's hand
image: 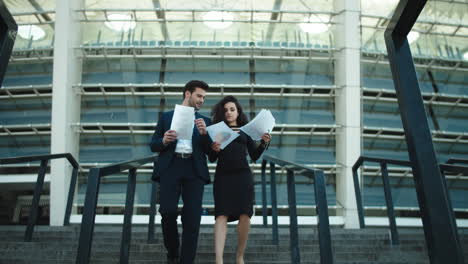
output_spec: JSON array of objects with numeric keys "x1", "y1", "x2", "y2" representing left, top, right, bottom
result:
[
  {"x1": 206, "y1": 121, "x2": 240, "y2": 150},
  {"x1": 170, "y1": 104, "x2": 195, "y2": 140},
  {"x1": 240, "y1": 109, "x2": 275, "y2": 141}
]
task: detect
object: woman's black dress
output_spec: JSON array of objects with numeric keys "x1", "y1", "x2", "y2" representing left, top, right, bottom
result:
[{"x1": 209, "y1": 127, "x2": 268, "y2": 222}]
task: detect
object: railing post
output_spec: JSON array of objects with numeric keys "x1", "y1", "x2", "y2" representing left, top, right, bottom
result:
[
  {"x1": 314, "y1": 170, "x2": 334, "y2": 264},
  {"x1": 25, "y1": 159, "x2": 48, "y2": 242},
  {"x1": 286, "y1": 169, "x2": 300, "y2": 264},
  {"x1": 270, "y1": 162, "x2": 278, "y2": 245},
  {"x1": 380, "y1": 162, "x2": 399, "y2": 245},
  {"x1": 120, "y1": 168, "x2": 137, "y2": 264},
  {"x1": 0, "y1": 1, "x2": 17, "y2": 88},
  {"x1": 76, "y1": 168, "x2": 101, "y2": 264},
  {"x1": 385, "y1": 1, "x2": 464, "y2": 262},
  {"x1": 147, "y1": 180, "x2": 158, "y2": 243},
  {"x1": 352, "y1": 164, "x2": 365, "y2": 228},
  {"x1": 64, "y1": 167, "x2": 78, "y2": 225},
  {"x1": 261, "y1": 159, "x2": 268, "y2": 227}
]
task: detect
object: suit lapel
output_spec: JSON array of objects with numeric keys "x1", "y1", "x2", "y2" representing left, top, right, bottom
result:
[{"x1": 167, "y1": 111, "x2": 175, "y2": 129}]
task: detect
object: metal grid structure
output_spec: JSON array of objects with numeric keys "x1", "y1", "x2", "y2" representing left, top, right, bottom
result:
[{"x1": 0, "y1": 0, "x2": 467, "y2": 220}]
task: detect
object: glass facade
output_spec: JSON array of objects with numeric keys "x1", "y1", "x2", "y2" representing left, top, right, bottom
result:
[
  {"x1": 360, "y1": 0, "x2": 468, "y2": 213},
  {"x1": 0, "y1": 0, "x2": 54, "y2": 158},
  {"x1": 0, "y1": 0, "x2": 467, "y2": 223}
]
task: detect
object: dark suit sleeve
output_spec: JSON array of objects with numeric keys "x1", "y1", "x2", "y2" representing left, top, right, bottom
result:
[
  {"x1": 200, "y1": 117, "x2": 218, "y2": 162},
  {"x1": 200, "y1": 117, "x2": 213, "y2": 155},
  {"x1": 208, "y1": 148, "x2": 219, "y2": 162},
  {"x1": 149, "y1": 114, "x2": 168, "y2": 153},
  {"x1": 246, "y1": 133, "x2": 268, "y2": 162}
]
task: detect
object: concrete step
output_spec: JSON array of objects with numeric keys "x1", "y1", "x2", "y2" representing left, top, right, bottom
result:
[
  {"x1": 0, "y1": 251, "x2": 430, "y2": 263},
  {"x1": 0, "y1": 241, "x2": 433, "y2": 252},
  {"x1": 0, "y1": 261, "x2": 430, "y2": 264},
  {"x1": 0, "y1": 225, "x2": 465, "y2": 264}
]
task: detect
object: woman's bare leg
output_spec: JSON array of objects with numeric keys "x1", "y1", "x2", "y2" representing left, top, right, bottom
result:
[
  {"x1": 236, "y1": 214, "x2": 250, "y2": 264},
  {"x1": 215, "y1": 215, "x2": 228, "y2": 264}
]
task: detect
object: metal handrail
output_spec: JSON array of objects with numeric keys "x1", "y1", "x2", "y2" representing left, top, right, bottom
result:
[
  {"x1": 352, "y1": 156, "x2": 409, "y2": 246},
  {"x1": 0, "y1": 153, "x2": 79, "y2": 241},
  {"x1": 261, "y1": 154, "x2": 333, "y2": 264},
  {"x1": 352, "y1": 155, "x2": 468, "y2": 246},
  {"x1": 0, "y1": 1, "x2": 18, "y2": 88},
  {"x1": 384, "y1": 0, "x2": 464, "y2": 262},
  {"x1": 446, "y1": 158, "x2": 468, "y2": 165},
  {"x1": 75, "y1": 154, "x2": 158, "y2": 264}
]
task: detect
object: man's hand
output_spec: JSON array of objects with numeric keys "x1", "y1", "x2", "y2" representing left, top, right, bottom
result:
[
  {"x1": 211, "y1": 142, "x2": 221, "y2": 152},
  {"x1": 261, "y1": 133, "x2": 272, "y2": 143},
  {"x1": 163, "y1": 130, "x2": 177, "y2": 145},
  {"x1": 195, "y1": 118, "x2": 207, "y2": 135}
]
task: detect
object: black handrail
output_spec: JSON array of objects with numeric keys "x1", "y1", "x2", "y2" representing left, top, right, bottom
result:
[
  {"x1": 75, "y1": 154, "x2": 158, "y2": 264},
  {"x1": 147, "y1": 180, "x2": 158, "y2": 244},
  {"x1": 446, "y1": 158, "x2": 468, "y2": 165},
  {"x1": 352, "y1": 156, "x2": 468, "y2": 247},
  {"x1": 0, "y1": 1, "x2": 18, "y2": 88},
  {"x1": 385, "y1": 0, "x2": 464, "y2": 262},
  {"x1": 261, "y1": 154, "x2": 333, "y2": 264},
  {"x1": 352, "y1": 156, "x2": 410, "y2": 245},
  {"x1": 0, "y1": 153, "x2": 79, "y2": 241}
]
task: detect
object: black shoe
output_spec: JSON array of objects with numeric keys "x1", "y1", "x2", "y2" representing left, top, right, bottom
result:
[{"x1": 166, "y1": 256, "x2": 179, "y2": 264}]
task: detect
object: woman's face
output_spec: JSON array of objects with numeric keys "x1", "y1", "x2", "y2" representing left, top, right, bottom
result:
[{"x1": 224, "y1": 102, "x2": 239, "y2": 125}]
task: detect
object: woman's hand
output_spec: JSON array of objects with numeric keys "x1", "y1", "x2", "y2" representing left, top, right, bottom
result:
[
  {"x1": 211, "y1": 142, "x2": 221, "y2": 152},
  {"x1": 261, "y1": 133, "x2": 272, "y2": 143}
]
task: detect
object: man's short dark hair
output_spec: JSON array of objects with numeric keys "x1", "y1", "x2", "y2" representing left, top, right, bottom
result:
[{"x1": 183, "y1": 80, "x2": 209, "y2": 99}]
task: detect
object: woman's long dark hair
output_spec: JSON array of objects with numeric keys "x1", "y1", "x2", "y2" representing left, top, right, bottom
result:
[{"x1": 211, "y1": 95, "x2": 248, "y2": 126}]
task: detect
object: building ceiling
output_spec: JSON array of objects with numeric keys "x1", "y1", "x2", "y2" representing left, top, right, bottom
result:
[{"x1": 3, "y1": 0, "x2": 468, "y2": 63}]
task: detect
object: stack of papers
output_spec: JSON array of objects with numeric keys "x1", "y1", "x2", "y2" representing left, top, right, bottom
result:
[
  {"x1": 240, "y1": 109, "x2": 276, "y2": 141},
  {"x1": 169, "y1": 104, "x2": 276, "y2": 149},
  {"x1": 170, "y1": 104, "x2": 195, "y2": 140},
  {"x1": 206, "y1": 121, "x2": 240, "y2": 150},
  {"x1": 206, "y1": 108, "x2": 276, "y2": 149}
]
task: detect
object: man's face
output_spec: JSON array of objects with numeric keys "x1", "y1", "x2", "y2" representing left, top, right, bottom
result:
[{"x1": 186, "y1": 87, "x2": 206, "y2": 111}]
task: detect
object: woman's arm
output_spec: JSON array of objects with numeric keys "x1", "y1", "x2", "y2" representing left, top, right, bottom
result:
[{"x1": 246, "y1": 133, "x2": 270, "y2": 161}]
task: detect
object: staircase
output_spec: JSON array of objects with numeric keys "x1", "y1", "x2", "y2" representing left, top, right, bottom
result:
[{"x1": 0, "y1": 225, "x2": 467, "y2": 263}]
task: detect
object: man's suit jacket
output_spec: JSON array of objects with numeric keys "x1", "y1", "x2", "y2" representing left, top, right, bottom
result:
[{"x1": 150, "y1": 110, "x2": 212, "y2": 183}]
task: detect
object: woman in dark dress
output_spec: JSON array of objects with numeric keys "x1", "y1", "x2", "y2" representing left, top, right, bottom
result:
[{"x1": 209, "y1": 96, "x2": 271, "y2": 264}]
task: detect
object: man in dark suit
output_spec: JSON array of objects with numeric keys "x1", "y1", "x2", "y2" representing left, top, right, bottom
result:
[{"x1": 150, "y1": 80, "x2": 212, "y2": 264}]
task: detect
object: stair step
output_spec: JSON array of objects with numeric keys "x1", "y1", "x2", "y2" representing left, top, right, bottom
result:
[{"x1": 0, "y1": 225, "x2": 465, "y2": 264}]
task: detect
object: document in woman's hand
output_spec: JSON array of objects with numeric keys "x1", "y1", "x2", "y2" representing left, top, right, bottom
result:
[
  {"x1": 240, "y1": 109, "x2": 275, "y2": 140},
  {"x1": 170, "y1": 104, "x2": 195, "y2": 140},
  {"x1": 206, "y1": 121, "x2": 240, "y2": 149}
]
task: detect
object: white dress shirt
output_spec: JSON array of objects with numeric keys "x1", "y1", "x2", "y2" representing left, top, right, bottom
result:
[{"x1": 175, "y1": 115, "x2": 194, "y2": 154}]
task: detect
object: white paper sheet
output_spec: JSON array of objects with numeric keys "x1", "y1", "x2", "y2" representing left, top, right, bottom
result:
[
  {"x1": 206, "y1": 121, "x2": 240, "y2": 150},
  {"x1": 170, "y1": 104, "x2": 195, "y2": 140},
  {"x1": 240, "y1": 109, "x2": 275, "y2": 141}
]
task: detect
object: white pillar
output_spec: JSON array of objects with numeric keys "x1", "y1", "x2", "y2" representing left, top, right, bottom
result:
[
  {"x1": 50, "y1": 0, "x2": 82, "y2": 226},
  {"x1": 333, "y1": 0, "x2": 361, "y2": 228}
]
